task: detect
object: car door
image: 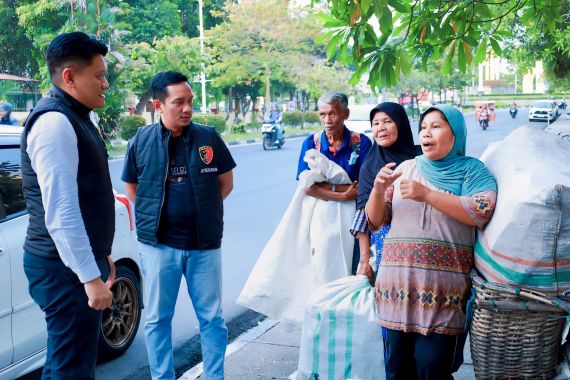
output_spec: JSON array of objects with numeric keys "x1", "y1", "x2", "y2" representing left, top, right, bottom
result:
[
  {"x1": 0, "y1": 162, "x2": 14, "y2": 369},
  {"x1": 0, "y1": 228, "x2": 12, "y2": 370},
  {"x1": 0, "y1": 145, "x2": 46, "y2": 363}
]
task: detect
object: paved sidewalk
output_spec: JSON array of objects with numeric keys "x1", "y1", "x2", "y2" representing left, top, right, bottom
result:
[{"x1": 188, "y1": 319, "x2": 476, "y2": 380}]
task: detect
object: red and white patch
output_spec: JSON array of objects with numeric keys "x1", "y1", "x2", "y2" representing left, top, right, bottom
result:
[{"x1": 199, "y1": 146, "x2": 214, "y2": 165}]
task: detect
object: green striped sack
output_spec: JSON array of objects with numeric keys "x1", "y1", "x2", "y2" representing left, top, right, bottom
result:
[
  {"x1": 475, "y1": 126, "x2": 570, "y2": 295},
  {"x1": 296, "y1": 275, "x2": 383, "y2": 380}
]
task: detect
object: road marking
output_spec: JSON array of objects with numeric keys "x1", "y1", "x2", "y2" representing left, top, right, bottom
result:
[{"x1": 177, "y1": 318, "x2": 278, "y2": 380}]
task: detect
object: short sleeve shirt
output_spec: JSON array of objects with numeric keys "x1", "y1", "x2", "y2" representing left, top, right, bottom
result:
[
  {"x1": 121, "y1": 123, "x2": 236, "y2": 250},
  {"x1": 296, "y1": 126, "x2": 372, "y2": 182}
]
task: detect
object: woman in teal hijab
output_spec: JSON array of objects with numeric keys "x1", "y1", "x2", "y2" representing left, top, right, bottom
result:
[
  {"x1": 415, "y1": 104, "x2": 497, "y2": 196},
  {"x1": 365, "y1": 104, "x2": 497, "y2": 380}
]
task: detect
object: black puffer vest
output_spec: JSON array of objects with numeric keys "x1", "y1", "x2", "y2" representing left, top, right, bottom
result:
[
  {"x1": 20, "y1": 86, "x2": 115, "y2": 259},
  {"x1": 130, "y1": 122, "x2": 224, "y2": 250}
]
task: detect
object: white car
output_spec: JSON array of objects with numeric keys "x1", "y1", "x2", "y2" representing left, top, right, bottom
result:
[
  {"x1": 0, "y1": 126, "x2": 142, "y2": 379},
  {"x1": 344, "y1": 104, "x2": 373, "y2": 135},
  {"x1": 528, "y1": 101, "x2": 559, "y2": 122}
]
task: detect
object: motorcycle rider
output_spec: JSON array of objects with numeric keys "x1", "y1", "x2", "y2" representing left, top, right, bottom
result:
[
  {"x1": 267, "y1": 103, "x2": 284, "y2": 142},
  {"x1": 479, "y1": 104, "x2": 490, "y2": 128},
  {"x1": 509, "y1": 101, "x2": 518, "y2": 118}
]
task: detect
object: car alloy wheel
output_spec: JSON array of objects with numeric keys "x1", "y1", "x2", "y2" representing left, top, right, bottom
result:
[{"x1": 98, "y1": 265, "x2": 142, "y2": 361}]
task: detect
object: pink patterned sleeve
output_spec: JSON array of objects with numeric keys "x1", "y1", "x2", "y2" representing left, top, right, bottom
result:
[{"x1": 460, "y1": 191, "x2": 497, "y2": 229}]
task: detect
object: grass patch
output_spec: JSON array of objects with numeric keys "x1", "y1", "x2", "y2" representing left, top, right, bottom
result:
[{"x1": 107, "y1": 144, "x2": 127, "y2": 157}]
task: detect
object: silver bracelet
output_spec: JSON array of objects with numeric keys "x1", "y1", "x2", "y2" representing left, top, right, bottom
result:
[{"x1": 331, "y1": 184, "x2": 336, "y2": 192}]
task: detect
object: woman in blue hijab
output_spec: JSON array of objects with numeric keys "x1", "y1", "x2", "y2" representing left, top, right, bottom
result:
[{"x1": 366, "y1": 104, "x2": 497, "y2": 380}]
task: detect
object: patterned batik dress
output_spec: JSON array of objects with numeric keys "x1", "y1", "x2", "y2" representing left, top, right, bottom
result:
[{"x1": 375, "y1": 159, "x2": 495, "y2": 335}]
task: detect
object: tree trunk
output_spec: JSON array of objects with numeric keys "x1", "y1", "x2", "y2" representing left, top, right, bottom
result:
[
  {"x1": 136, "y1": 90, "x2": 152, "y2": 115},
  {"x1": 251, "y1": 96, "x2": 258, "y2": 129},
  {"x1": 264, "y1": 76, "x2": 271, "y2": 118},
  {"x1": 97, "y1": 0, "x2": 101, "y2": 37},
  {"x1": 228, "y1": 87, "x2": 233, "y2": 114}
]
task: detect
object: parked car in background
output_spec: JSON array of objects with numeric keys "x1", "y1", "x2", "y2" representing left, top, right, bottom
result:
[
  {"x1": 0, "y1": 126, "x2": 143, "y2": 380},
  {"x1": 528, "y1": 101, "x2": 560, "y2": 122},
  {"x1": 345, "y1": 104, "x2": 372, "y2": 136}
]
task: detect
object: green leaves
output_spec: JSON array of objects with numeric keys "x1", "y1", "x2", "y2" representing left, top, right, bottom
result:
[
  {"x1": 443, "y1": 42, "x2": 455, "y2": 74},
  {"x1": 360, "y1": 0, "x2": 372, "y2": 15},
  {"x1": 489, "y1": 37, "x2": 502, "y2": 57},
  {"x1": 474, "y1": 38, "x2": 488, "y2": 65},
  {"x1": 319, "y1": 0, "x2": 568, "y2": 91},
  {"x1": 387, "y1": 0, "x2": 408, "y2": 13}
]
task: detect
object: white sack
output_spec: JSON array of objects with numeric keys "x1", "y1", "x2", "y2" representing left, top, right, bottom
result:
[
  {"x1": 237, "y1": 149, "x2": 356, "y2": 322},
  {"x1": 476, "y1": 126, "x2": 570, "y2": 294}
]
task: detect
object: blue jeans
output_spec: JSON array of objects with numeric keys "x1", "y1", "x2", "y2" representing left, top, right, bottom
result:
[
  {"x1": 23, "y1": 252, "x2": 110, "y2": 380},
  {"x1": 139, "y1": 243, "x2": 228, "y2": 380},
  {"x1": 275, "y1": 126, "x2": 284, "y2": 141}
]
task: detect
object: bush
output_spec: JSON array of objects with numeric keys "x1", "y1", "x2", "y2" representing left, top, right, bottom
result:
[
  {"x1": 232, "y1": 124, "x2": 246, "y2": 134},
  {"x1": 282, "y1": 111, "x2": 303, "y2": 128},
  {"x1": 246, "y1": 121, "x2": 261, "y2": 131},
  {"x1": 119, "y1": 115, "x2": 146, "y2": 141},
  {"x1": 303, "y1": 111, "x2": 320, "y2": 124},
  {"x1": 192, "y1": 114, "x2": 227, "y2": 134}
]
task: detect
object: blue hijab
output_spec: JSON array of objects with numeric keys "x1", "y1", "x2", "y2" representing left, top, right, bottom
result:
[{"x1": 415, "y1": 104, "x2": 497, "y2": 196}]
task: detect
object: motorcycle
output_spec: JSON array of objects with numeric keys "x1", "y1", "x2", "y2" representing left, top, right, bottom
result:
[
  {"x1": 261, "y1": 121, "x2": 285, "y2": 150},
  {"x1": 479, "y1": 114, "x2": 489, "y2": 130},
  {"x1": 509, "y1": 106, "x2": 518, "y2": 119}
]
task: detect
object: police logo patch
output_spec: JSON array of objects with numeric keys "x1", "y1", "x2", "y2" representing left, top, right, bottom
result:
[{"x1": 199, "y1": 146, "x2": 214, "y2": 165}]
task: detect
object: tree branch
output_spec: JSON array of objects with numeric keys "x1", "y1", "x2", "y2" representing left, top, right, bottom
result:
[{"x1": 394, "y1": 0, "x2": 419, "y2": 46}]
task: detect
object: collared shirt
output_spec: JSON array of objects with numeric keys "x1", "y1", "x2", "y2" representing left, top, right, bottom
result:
[
  {"x1": 26, "y1": 112, "x2": 100, "y2": 283},
  {"x1": 296, "y1": 126, "x2": 372, "y2": 182}
]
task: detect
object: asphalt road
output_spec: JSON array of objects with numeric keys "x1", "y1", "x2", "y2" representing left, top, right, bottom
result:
[{"x1": 20, "y1": 107, "x2": 550, "y2": 379}]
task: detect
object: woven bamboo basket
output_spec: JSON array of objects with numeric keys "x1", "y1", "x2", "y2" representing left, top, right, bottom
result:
[{"x1": 469, "y1": 271, "x2": 570, "y2": 379}]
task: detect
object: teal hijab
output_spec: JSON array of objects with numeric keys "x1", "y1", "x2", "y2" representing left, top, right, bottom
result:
[{"x1": 415, "y1": 104, "x2": 497, "y2": 196}]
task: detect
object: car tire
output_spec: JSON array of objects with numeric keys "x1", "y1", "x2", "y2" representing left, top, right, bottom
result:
[{"x1": 98, "y1": 265, "x2": 142, "y2": 362}]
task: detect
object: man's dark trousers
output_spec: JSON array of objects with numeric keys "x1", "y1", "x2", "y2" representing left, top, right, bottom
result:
[{"x1": 24, "y1": 253, "x2": 110, "y2": 380}]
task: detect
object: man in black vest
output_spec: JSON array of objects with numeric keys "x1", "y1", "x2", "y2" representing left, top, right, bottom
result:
[
  {"x1": 122, "y1": 71, "x2": 236, "y2": 380},
  {"x1": 20, "y1": 32, "x2": 115, "y2": 379}
]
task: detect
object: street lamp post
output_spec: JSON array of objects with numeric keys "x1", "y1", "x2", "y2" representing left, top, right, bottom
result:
[{"x1": 198, "y1": 0, "x2": 207, "y2": 114}]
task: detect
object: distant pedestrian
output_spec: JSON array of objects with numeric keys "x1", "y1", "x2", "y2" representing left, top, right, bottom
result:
[
  {"x1": 21, "y1": 31, "x2": 115, "y2": 380},
  {"x1": 122, "y1": 71, "x2": 236, "y2": 380},
  {"x1": 0, "y1": 102, "x2": 20, "y2": 125},
  {"x1": 367, "y1": 105, "x2": 497, "y2": 380}
]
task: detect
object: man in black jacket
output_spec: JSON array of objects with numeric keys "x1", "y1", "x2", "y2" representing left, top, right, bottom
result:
[
  {"x1": 21, "y1": 32, "x2": 115, "y2": 379},
  {"x1": 122, "y1": 71, "x2": 236, "y2": 380}
]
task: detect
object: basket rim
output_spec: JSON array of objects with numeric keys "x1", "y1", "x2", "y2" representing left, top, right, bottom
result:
[{"x1": 470, "y1": 269, "x2": 570, "y2": 314}]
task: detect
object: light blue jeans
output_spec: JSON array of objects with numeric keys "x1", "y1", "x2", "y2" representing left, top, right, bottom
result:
[{"x1": 139, "y1": 243, "x2": 228, "y2": 380}]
